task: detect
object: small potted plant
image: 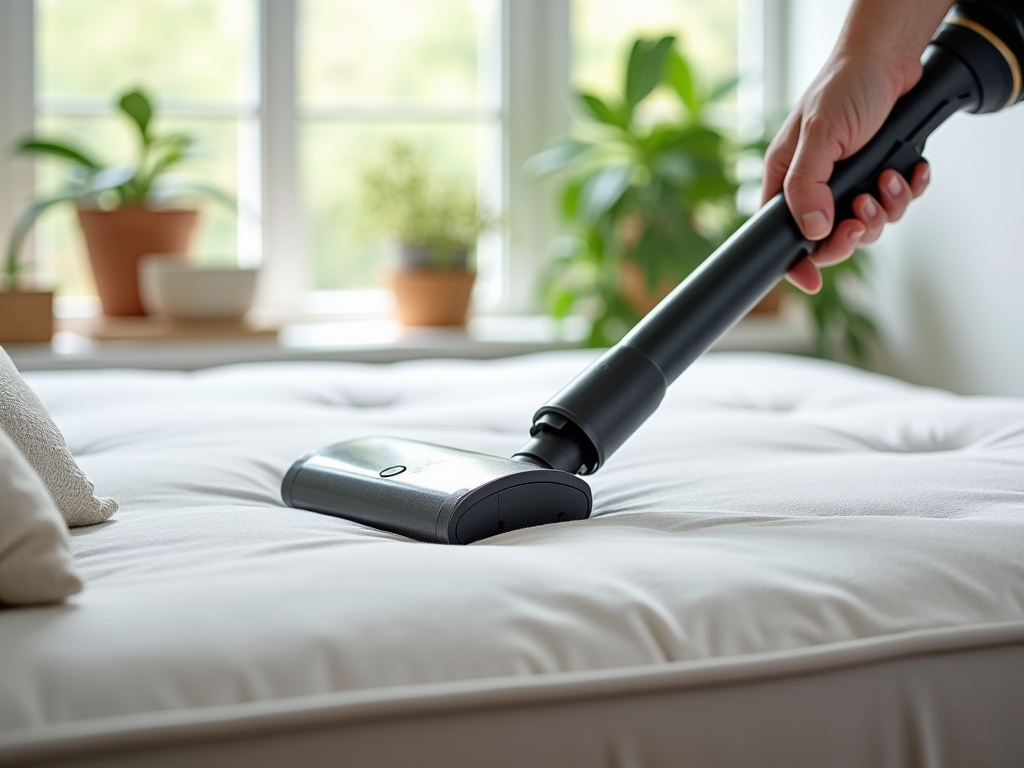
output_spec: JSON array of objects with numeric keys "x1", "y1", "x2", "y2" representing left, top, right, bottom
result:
[
  {"x1": 361, "y1": 140, "x2": 494, "y2": 326},
  {"x1": 6, "y1": 88, "x2": 233, "y2": 317}
]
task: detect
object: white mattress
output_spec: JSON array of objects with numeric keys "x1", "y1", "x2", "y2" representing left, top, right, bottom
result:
[{"x1": 2, "y1": 351, "x2": 1023, "y2": 767}]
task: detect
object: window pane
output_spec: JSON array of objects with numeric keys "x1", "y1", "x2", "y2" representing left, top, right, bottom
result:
[
  {"x1": 35, "y1": 115, "x2": 248, "y2": 296},
  {"x1": 36, "y1": 0, "x2": 256, "y2": 104},
  {"x1": 32, "y1": 0, "x2": 258, "y2": 299},
  {"x1": 299, "y1": 0, "x2": 499, "y2": 110},
  {"x1": 573, "y1": 0, "x2": 737, "y2": 110},
  {"x1": 301, "y1": 122, "x2": 486, "y2": 290}
]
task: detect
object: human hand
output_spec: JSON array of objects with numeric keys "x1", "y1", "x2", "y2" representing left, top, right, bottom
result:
[{"x1": 762, "y1": 49, "x2": 932, "y2": 293}]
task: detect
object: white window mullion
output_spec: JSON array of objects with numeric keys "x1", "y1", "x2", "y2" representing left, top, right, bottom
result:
[
  {"x1": 738, "y1": 0, "x2": 788, "y2": 140},
  {"x1": 0, "y1": 0, "x2": 36, "y2": 284},
  {"x1": 502, "y1": 0, "x2": 571, "y2": 315},
  {"x1": 258, "y1": 0, "x2": 309, "y2": 315}
]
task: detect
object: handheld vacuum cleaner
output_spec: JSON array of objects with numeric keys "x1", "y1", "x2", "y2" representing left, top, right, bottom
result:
[{"x1": 283, "y1": 1, "x2": 1024, "y2": 544}]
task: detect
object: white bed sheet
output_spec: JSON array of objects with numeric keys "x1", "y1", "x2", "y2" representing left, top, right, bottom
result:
[{"x1": 2, "y1": 351, "x2": 1023, "y2": 766}]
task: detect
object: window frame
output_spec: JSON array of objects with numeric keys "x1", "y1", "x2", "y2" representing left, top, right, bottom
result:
[{"x1": 1, "y1": 0, "x2": 779, "y2": 317}]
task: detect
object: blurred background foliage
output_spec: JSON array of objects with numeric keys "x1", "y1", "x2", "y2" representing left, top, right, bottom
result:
[{"x1": 532, "y1": 35, "x2": 877, "y2": 361}]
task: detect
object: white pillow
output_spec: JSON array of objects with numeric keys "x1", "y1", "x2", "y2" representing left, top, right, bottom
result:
[
  {"x1": 0, "y1": 427, "x2": 83, "y2": 605},
  {"x1": 0, "y1": 347, "x2": 117, "y2": 527}
]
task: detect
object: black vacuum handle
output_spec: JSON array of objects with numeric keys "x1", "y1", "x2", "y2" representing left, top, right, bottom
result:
[{"x1": 516, "y1": 1, "x2": 1024, "y2": 475}]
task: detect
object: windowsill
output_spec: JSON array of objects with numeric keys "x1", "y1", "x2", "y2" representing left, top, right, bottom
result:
[{"x1": 8, "y1": 305, "x2": 813, "y2": 372}]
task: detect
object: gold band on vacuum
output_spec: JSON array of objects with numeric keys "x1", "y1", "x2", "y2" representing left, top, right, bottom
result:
[{"x1": 946, "y1": 16, "x2": 1022, "y2": 107}]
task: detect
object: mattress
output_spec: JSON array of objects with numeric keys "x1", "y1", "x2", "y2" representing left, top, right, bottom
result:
[{"x1": 1, "y1": 350, "x2": 1022, "y2": 767}]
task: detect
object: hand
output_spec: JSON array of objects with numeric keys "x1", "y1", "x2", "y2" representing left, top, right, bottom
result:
[{"x1": 762, "y1": 50, "x2": 932, "y2": 293}]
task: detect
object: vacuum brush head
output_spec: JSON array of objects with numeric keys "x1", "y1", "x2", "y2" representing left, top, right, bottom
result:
[{"x1": 282, "y1": 437, "x2": 592, "y2": 544}]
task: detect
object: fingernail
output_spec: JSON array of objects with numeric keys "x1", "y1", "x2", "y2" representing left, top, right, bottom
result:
[
  {"x1": 801, "y1": 210, "x2": 830, "y2": 240},
  {"x1": 920, "y1": 165, "x2": 930, "y2": 184},
  {"x1": 849, "y1": 228, "x2": 864, "y2": 243},
  {"x1": 863, "y1": 198, "x2": 879, "y2": 218},
  {"x1": 886, "y1": 175, "x2": 902, "y2": 197}
]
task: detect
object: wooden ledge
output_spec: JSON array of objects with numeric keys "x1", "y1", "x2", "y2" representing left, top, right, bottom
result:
[{"x1": 58, "y1": 315, "x2": 279, "y2": 342}]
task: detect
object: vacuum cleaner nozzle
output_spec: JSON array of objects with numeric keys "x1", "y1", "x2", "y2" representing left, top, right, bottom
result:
[{"x1": 282, "y1": 437, "x2": 591, "y2": 544}]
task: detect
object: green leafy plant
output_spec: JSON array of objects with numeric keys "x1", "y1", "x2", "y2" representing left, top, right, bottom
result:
[
  {"x1": 5, "y1": 87, "x2": 233, "y2": 290},
  {"x1": 804, "y1": 254, "x2": 878, "y2": 361},
  {"x1": 531, "y1": 35, "x2": 877, "y2": 362},
  {"x1": 360, "y1": 140, "x2": 495, "y2": 269}
]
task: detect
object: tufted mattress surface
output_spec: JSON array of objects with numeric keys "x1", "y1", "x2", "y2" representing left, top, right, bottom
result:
[{"x1": 2, "y1": 351, "x2": 1023, "y2": 766}]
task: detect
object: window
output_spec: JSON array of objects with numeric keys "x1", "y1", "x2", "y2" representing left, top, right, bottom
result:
[
  {"x1": 0, "y1": 0, "x2": 756, "y2": 318},
  {"x1": 297, "y1": 0, "x2": 503, "y2": 303},
  {"x1": 33, "y1": 0, "x2": 259, "y2": 298},
  {"x1": 573, "y1": 0, "x2": 737, "y2": 98}
]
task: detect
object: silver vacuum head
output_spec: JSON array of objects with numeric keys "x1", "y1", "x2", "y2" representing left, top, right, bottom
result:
[{"x1": 282, "y1": 437, "x2": 592, "y2": 544}]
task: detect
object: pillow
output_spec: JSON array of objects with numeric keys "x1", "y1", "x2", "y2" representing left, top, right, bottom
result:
[
  {"x1": 0, "y1": 427, "x2": 83, "y2": 605},
  {"x1": 0, "y1": 346, "x2": 117, "y2": 527}
]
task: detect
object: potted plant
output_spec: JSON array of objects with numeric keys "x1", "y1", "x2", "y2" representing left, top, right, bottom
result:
[
  {"x1": 6, "y1": 88, "x2": 232, "y2": 317},
  {"x1": 531, "y1": 36, "x2": 876, "y2": 362},
  {"x1": 360, "y1": 140, "x2": 494, "y2": 327}
]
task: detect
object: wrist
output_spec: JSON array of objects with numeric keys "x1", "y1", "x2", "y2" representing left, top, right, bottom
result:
[
  {"x1": 836, "y1": 0, "x2": 955, "y2": 77},
  {"x1": 829, "y1": 45, "x2": 924, "y2": 98}
]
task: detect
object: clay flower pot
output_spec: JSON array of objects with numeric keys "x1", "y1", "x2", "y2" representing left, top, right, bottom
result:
[
  {"x1": 387, "y1": 243, "x2": 475, "y2": 327},
  {"x1": 390, "y1": 269, "x2": 476, "y2": 327},
  {"x1": 0, "y1": 290, "x2": 54, "y2": 344},
  {"x1": 76, "y1": 207, "x2": 198, "y2": 316}
]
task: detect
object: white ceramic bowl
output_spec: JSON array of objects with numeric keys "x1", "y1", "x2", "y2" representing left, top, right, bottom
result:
[{"x1": 139, "y1": 256, "x2": 258, "y2": 322}]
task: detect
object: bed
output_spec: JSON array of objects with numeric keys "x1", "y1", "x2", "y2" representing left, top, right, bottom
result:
[{"x1": 1, "y1": 349, "x2": 1022, "y2": 767}]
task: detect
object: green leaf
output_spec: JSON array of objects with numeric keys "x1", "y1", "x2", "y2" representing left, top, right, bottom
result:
[
  {"x1": 655, "y1": 125, "x2": 725, "y2": 160},
  {"x1": 633, "y1": 225, "x2": 676, "y2": 288},
  {"x1": 560, "y1": 180, "x2": 583, "y2": 221},
  {"x1": 14, "y1": 139, "x2": 103, "y2": 170},
  {"x1": 549, "y1": 287, "x2": 577, "y2": 320},
  {"x1": 118, "y1": 89, "x2": 154, "y2": 143},
  {"x1": 90, "y1": 165, "x2": 136, "y2": 192},
  {"x1": 577, "y1": 92, "x2": 623, "y2": 127},
  {"x1": 137, "y1": 134, "x2": 192, "y2": 195},
  {"x1": 669, "y1": 217, "x2": 715, "y2": 268},
  {"x1": 150, "y1": 177, "x2": 238, "y2": 211},
  {"x1": 579, "y1": 165, "x2": 631, "y2": 223},
  {"x1": 706, "y1": 76, "x2": 740, "y2": 105},
  {"x1": 666, "y1": 49, "x2": 699, "y2": 115},
  {"x1": 652, "y1": 151, "x2": 697, "y2": 187},
  {"x1": 682, "y1": 172, "x2": 737, "y2": 205},
  {"x1": 624, "y1": 36, "x2": 675, "y2": 110},
  {"x1": 5, "y1": 187, "x2": 87, "y2": 288},
  {"x1": 526, "y1": 139, "x2": 592, "y2": 178}
]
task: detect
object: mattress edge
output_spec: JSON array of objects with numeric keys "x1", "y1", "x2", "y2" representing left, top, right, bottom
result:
[{"x1": 3, "y1": 619, "x2": 1023, "y2": 764}]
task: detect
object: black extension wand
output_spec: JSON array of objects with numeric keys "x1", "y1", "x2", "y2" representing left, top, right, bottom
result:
[{"x1": 283, "y1": 1, "x2": 1024, "y2": 543}]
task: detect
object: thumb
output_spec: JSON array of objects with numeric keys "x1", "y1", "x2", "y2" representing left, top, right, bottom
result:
[{"x1": 783, "y1": 117, "x2": 843, "y2": 241}]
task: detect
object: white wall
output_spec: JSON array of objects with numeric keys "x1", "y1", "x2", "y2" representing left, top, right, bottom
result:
[
  {"x1": 872, "y1": 109, "x2": 1024, "y2": 396},
  {"x1": 783, "y1": 0, "x2": 1024, "y2": 396}
]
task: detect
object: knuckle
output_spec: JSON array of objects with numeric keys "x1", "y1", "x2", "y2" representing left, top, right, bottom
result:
[{"x1": 801, "y1": 113, "x2": 831, "y2": 138}]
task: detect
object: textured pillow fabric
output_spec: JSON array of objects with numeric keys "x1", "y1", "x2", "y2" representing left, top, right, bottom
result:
[
  {"x1": 0, "y1": 427, "x2": 83, "y2": 605},
  {"x1": 0, "y1": 347, "x2": 116, "y2": 527}
]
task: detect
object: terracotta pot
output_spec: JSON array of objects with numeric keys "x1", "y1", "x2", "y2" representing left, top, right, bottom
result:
[
  {"x1": 76, "y1": 207, "x2": 198, "y2": 316},
  {"x1": 389, "y1": 269, "x2": 475, "y2": 327},
  {"x1": 620, "y1": 260, "x2": 676, "y2": 318},
  {"x1": 747, "y1": 283, "x2": 785, "y2": 315},
  {"x1": 0, "y1": 290, "x2": 54, "y2": 344},
  {"x1": 620, "y1": 260, "x2": 785, "y2": 318}
]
